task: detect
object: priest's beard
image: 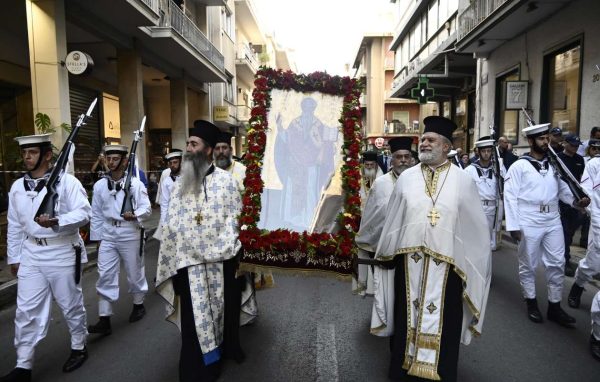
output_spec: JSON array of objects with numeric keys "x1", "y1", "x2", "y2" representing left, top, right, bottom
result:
[
  {"x1": 180, "y1": 150, "x2": 211, "y2": 195},
  {"x1": 393, "y1": 165, "x2": 409, "y2": 176},
  {"x1": 214, "y1": 153, "x2": 232, "y2": 170},
  {"x1": 363, "y1": 168, "x2": 377, "y2": 181},
  {"x1": 418, "y1": 145, "x2": 444, "y2": 165}
]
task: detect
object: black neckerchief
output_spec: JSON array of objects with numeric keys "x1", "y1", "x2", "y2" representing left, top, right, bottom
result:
[
  {"x1": 472, "y1": 160, "x2": 493, "y2": 179},
  {"x1": 519, "y1": 153, "x2": 549, "y2": 173},
  {"x1": 23, "y1": 170, "x2": 52, "y2": 192},
  {"x1": 105, "y1": 173, "x2": 124, "y2": 192}
]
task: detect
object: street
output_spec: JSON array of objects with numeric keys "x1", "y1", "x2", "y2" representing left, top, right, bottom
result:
[{"x1": 1, "y1": 238, "x2": 599, "y2": 382}]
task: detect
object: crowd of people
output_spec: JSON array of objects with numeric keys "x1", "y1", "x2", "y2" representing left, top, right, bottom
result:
[{"x1": 2, "y1": 115, "x2": 600, "y2": 382}]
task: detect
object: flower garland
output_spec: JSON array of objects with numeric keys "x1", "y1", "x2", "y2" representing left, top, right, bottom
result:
[{"x1": 240, "y1": 67, "x2": 364, "y2": 277}]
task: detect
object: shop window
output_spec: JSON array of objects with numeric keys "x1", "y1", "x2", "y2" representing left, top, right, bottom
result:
[
  {"x1": 495, "y1": 69, "x2": 520, "y2": 144},
  {"x1": 541, "y1": 42, "x2": 582, "y2": 134}
]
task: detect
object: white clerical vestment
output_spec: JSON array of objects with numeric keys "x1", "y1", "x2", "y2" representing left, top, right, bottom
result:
[
  {"x1": 353, "y1": 171, "x2": 398, "y2": 296},
  {"x1": 374, "y1": 162, "x2": 491, "y2": 379},
  {"x1": 156, "y1": 167, "x2": 242, "y2": 363},
  {"x1": 359, "y1": 167, "x2": 384, "y2": 211}
]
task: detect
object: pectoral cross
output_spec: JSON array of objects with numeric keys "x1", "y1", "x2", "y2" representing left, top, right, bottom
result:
[
  {"x1": 194, "y1": 213, "x2": 203, "y2": 225},
  {"x1": 427, "y1": 207, "x2": 441, "y2": 226}
]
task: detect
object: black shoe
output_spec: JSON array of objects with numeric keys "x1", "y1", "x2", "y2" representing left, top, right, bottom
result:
[
  {"x1": 564, "y1": 262, "x2": 576, "y2": 277},
  {"x1": 568, "y1": 283, "x2": 584, "y2": 309},
  {"x1": 525, "y1": 298, "x2": 543, "y2": 323},
  {"x1": 62, "y1": 347, "x2": 88, "y2": 373},
  {"x1": 88, "y1": 316, "x2": 111, "y2": 335},
  {"x1": 129, "y1": 304, "x2": 146, "y2": 323},
  {"x1": 0, "y1": 368, "x2": 31, "y2": 382},
  {"x1": 547, "y1": 302, "x2": 576, "y2": 328},
  {"x1": 591, "y1": 335, "x2": 600, "y2": 361}
]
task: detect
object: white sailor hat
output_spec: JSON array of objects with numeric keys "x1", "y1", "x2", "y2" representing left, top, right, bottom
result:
[
  {"x1": 165, "y1": 150, "x2": 183, "y2": 161},
  {"x1": 447, "y1": 149, "x2": 457, "y2": 158},
  {"x1": 103, "y1": 144, "x2": 128, "y2": 155},
  {"x1": 475, "y1": 139, "x2": 495, "y2": 149},
  {"x1": 14, "y1": 133, "x2": 52, "y2": 148},
  {"x1": 523, "y1": 123, "x2": 551, "y2": 138}
]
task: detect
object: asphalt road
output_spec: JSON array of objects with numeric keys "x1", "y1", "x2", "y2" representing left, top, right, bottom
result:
[{"x1": 1, "y1": 239, "x2": 599, "y2": 381}]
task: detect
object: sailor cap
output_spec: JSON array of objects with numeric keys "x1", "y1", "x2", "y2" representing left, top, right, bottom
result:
[
  {"x1": 165, "y1": 151, "x2": 183, "y2": 160},
  {"x1": 103, "y1": 144, "x2": 128, "y2": 155},
  {"x1": 475, "y1": 139, "x2": 495, "y2": 148},
  {"x1": 447, "y1": 149, "x2": 457, "y2": 158},
  {"x1": 14, "y1": 134, "x2": 52, "y2": 148},
  {"x1": 522, "y1": 123, "x2": 551, "y2": 137}
]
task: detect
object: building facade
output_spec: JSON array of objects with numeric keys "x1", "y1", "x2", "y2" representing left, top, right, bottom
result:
[{"x1": 455, "y1": 0, "x2": 599, "y2": 151}]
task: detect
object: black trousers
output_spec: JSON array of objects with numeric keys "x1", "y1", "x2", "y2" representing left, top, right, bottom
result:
[
  {"x1": 222, "y1": 253, "x2": 245, "y2": 362},
  {"x1": 559, "y1": 202, "x2": 583, "y2": 262},
  {"x1": 389, "y1": 258, "x2": 463, "y2": 382}
]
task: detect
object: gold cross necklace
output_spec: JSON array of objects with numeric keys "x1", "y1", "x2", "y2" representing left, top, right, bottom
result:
[{"x1": 421, "y1": 163, "x2": 451, "y2": 227}]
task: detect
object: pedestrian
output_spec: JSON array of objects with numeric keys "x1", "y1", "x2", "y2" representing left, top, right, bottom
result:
[
  {"x1": 498, "y1": 136, "x2": 518, "y2": 170},
  {"x1": 577, "y1": 126, "x2": 600, "y2": 157},
  {"x1": 1, "y1": 134, "x2": 91, "y2": 382},
  {"x1": 87, "y1": 144, "x2": 152, "y2": 336},
  {"x1": 567, "y1": 153, "x2": 600, "y2": 361},
  {"x1": 459, "y1": 153, "x2": 470, "y2": 168},
  {"x1": 213, "y1": 131, "x2": 258, "y2": 357},
  {"x1": 504, "y1": 123, "x2": 589, "y2": 327},
  {"x1": 155, "y1": 120, "x2": 243, "y2": 382},
  {"x1": 354, "y1": 137, "x2": 413, "y2": 310},
  {"x1": 549, "y1": 127, "x2": 564, "y2": 153},
  {"x1": 464, "y1": 137, "x2": 505, "y2": 251},
  {"x1": 374, "y1": 116, "x2": 492, "y2": 381},
  {"x1": 90, "y1": 151, "x2": 109, "y2": 181},
  {"x1": 557, "y1": 133, "x2": 585, "y2": 276}
]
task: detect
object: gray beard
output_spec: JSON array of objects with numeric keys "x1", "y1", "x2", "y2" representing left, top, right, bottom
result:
[
  {"x1": 363, "y1": 168, "x2": 377, "y2": 181},
  {"x1": 393, "y1": 165, "x2": 409, "y2": 176},
  {"x1": 180, "y1": 151, "x2": 211, "y2": 196},
  {"x1": 418, "y1": 146, "x2": 443, "y2": 165},
  {"x1": 214, "y1": 155, "x2": 232, "y2": 170}
]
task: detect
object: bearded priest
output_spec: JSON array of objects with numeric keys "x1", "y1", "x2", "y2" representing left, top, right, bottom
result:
[
  {"x1": 353, "y1": 137, "x2": 414, "y2": 297},
  {"x1": 155, "y1": 120, "x2": 242, "y2": 382},
  {"x1": 374, "y1": 116, "x2": 492, "y2": 382}
]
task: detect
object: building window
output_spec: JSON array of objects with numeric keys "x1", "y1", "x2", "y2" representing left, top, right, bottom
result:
[
  {"x1": 221, "y1": 8, "x2": 232, "y2": 37},
  {"x1": 541, "y1": 42, "x2": 582, "y2": 134},
  {"x1": 224, "y1": 80, "x2": 234, "y2": 103},
  {"x1": 495, "y1": 69, "x2": 520, "y2": 144}
]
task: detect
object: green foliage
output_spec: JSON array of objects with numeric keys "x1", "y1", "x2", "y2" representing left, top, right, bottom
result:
[{"x1": 34, "y1": 112, "x2": 72, "y2": 134}]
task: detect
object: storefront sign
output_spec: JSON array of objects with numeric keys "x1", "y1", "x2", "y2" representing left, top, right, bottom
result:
[
  {"x1": 103, "y1": 93, "x2": 120, "y2": 139},
  {"x1": 213, "y1": 106, "x2": 229, "y2": 121},
  {"x1": 505, "y1": 81, "x2": 528, "y2": 109},
  {"x1": 65, "y1": 51, "x2": 94, "y2": 75},
  {"x1": 411, "y1": 77, "x2": 435, "y2": 104},
  {"x1": 374, "y1": 137, "x2": 385, "y2": 149}
]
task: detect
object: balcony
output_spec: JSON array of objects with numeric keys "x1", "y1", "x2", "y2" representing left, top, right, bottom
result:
[
  {"x1": 235, "y1": 0, "x2": 266, "y2": 44},
  {"x1": 456, "y1": 0, "x2": 572, "y2": 53},
  {"x1": 237, "y1": 105, "x2": 252, "y2": 122},
  {"x1": 186, "y1": 0, "x2": 227, "y2": 5},
  {"x1": 139, "y1": 0, "x2": 226, "y2": 83},
  {"x1": 236, "y1": 43, "x2": 259, "y2": 83}
]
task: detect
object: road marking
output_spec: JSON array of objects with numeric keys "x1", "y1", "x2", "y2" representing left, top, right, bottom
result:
[{"x1": 316, "y1": 323, "x2": 339, "y2": 382}]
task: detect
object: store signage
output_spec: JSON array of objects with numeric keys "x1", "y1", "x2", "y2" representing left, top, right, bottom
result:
[
  {"x1": 505, "y1": 81, "x2": 528, "y2": 109},
  {"x1": 374, "y1": 137, "x2": 385, "y2": 149},
  {"x1": 65, "y1": 51, "x2": 94, "y2": 75},
  {"x1": 213, "y1": 106, "x2": 229, "y2": 121},
  {"x1": 411, "y1": 77, "x2": 435, "y2": 104}
]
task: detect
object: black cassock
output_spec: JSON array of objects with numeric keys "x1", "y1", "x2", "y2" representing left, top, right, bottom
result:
[{"x1": 389, "y1": 258, "x2": 463, "y2": 382}]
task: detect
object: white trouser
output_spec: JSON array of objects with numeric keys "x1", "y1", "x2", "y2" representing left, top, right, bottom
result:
[
  {"x1": 14, "y1": 264, "x2": 87, "y2": 369},
  {"x1": 518, "y1": 224, "x2": 565, "y2": 302},
  {"x1": 96, "y1": 239, "x2": 148, "y2": 316},
  {"x1": 485, "y1": 212, "x2": 497, "y2": 250},
  {"x1": 575, "y1": 240, "x2": 600, "y2": 287},
  {"x1": 592, "y1": 291, "x2": 600, "y2": 341}
]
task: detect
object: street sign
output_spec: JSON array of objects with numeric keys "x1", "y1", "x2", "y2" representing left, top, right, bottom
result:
[{"x1": 410, "y1": 77, "x2": 435, "y2": 104}]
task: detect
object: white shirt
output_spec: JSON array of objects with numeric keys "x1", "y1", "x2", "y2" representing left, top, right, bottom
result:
[
  {"x1": 464, "y1": 161, "x2": 506, "y2": 214},
  {"x1": 580, "y1": 157, "x2": 600, "y2": 247},
  {"x1": 91, "y1": 176, "x2": 152, "y2": 241},
  {"x1": 159, "y1": 173, "x2": 179, "y2": 225},
  {"x1": 7, "y1": 173, "x2": 91, "y2": 266}
]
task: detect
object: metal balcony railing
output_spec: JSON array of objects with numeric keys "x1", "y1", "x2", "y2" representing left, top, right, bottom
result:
[
  {"x1": 159, "y1": 0, "x2": 225, "y2": 71},
  {"x1": 237, "y1": 44, "x2": 259, "y2": 72},
  {"x1": 457, "y1": 0, "x2": 510, "y2": 41}
]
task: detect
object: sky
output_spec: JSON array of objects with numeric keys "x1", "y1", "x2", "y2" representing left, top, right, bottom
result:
[{"x1": 252, "y1": 0, "x2": 397, "y2": 76}]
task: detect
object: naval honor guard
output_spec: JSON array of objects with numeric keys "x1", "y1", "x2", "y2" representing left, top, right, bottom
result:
[
  {"x1": 88, "y1": 144, "x2": 152, "y2": 335},
  {"x1": 1, "y1": 134, "x2": 91, "y2": 382},
  {"x1": 464, "y1": 137, "x2": 505, "y2": 250},
  {"x1": 504, "y1": 122, "x2": 589, "y2": 326}
]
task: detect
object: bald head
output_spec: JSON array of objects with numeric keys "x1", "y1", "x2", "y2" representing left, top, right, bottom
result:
[{"x1": 498, "y1": 136, "x2": 509, "y2": 152}]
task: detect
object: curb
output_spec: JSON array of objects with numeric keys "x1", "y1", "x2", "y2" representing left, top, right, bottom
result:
[{"x1": 0, "y1": 228, "x2": 157, "y2": 310}]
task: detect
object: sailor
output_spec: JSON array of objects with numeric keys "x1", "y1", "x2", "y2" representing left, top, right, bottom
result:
[
  {"x1": 88, "y1": 144, "x2": 152, "y2": 335},
  {"x1": 464, "y1": 137, "x2": 505, "y2": 251},
  {"x1": 159, "y1": 150, "x2": 182, "y2": 226},
  {"x1": 1, "y1": 134, "x2": 91, "y2": 382},
  {"x1": 504, "y1": 122, "x2": 589, "y2": 326}
]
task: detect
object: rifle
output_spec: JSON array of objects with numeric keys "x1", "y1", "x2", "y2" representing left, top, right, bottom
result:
[
  {"x1": 489, "y1": 119, "x2": 504, "y2": 229},
  {"x1": 521, "y1": 108, "x2": 588, "y2": 202},
  {"x1": 34, "y1": 98, "x2": 98, "y2": 220},
  {"x1": 120, "y1": 116, "x2": 146, "y2": 216}
]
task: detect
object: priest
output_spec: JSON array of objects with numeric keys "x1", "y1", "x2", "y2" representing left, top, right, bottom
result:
[
  {"x1": 360, "y1": 150, "x2": 383, "y2": 211},
  {"x1": 374, "y1": 116, "x2": 492, "y2": 382},
  {"x1": 155, "y1": 120, "x2": 242, "y2": 382},
  {"x1": 353, "y1": 137, "x2": 414, "y2": 297}
]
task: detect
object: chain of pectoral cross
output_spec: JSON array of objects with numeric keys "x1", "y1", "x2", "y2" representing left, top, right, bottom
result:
[{"x1": 422, "y1": 165, "x2": 451, "y2": 227}]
